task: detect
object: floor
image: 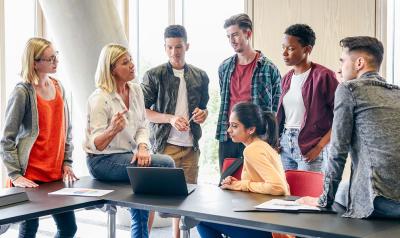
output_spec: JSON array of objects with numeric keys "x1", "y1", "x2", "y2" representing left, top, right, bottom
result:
[{"x1": 1, "y1": 208, "x2": 201, "y2": 238}]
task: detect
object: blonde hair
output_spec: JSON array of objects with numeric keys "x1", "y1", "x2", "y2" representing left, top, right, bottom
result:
[
  {"x1": 95, "y1": 43, "x2": 128, "y2": 93},
  {"x1": 20, "y1": 37, "x2": 52, "y2": 84}
]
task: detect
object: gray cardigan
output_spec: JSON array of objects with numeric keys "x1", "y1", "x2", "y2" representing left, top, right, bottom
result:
[{"x1": 0, "y1": 80, "x2": 73, "y2": 180}]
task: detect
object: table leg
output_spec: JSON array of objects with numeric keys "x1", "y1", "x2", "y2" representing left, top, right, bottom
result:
[
  {"x1": 105, "y1": 204, "x2": 117, "y2": 238},
  {"x1": 180, "y1": 216, "x2": 199, "y2": 238}
]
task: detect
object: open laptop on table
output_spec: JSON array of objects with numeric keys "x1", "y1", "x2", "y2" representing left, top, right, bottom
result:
[{"x1": 126, "y1": 167, "x2": 196, "y2": 196}]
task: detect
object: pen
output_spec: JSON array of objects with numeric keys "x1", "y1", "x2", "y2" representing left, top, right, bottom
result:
[{"x1": 188, "y1": 114, "x2": 195, "y2": 123}]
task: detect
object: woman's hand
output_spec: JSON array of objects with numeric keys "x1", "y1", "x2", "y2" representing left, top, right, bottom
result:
[
  {"x1": 12, "y1": 176, "x2": 39, "y2": 188},
  {"x1": 131, "y1": 143, "x2": 151, "y2": 167},
  {"x1": 109, "y1": 110, "x2": 128, "y2": 134},
  {"x1": 94, "y1": 110, "x2": 128, "y2": 151},
  {"x1": 304, "y1": 144, "x2": 323, "y2": 162},
  {"x1": 63, "y1": 165, "x2": 79, "y2": 183},
  {"x1": 220, "y1": 176, "x2": 238, "y2": 190}
]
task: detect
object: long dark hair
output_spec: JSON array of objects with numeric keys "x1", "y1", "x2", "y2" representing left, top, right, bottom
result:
[{"x1": 232, "y1": 102, "x2": 278, "y2": 147}]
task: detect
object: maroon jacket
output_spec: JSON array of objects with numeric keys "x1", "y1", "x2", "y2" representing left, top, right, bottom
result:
[{"x1": 276, "y1": 63, "x2": 339, "y2": 155}]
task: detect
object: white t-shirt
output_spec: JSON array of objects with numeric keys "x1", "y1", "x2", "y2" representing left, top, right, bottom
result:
[
  {"x1": 282, "y1": 68, "x2": 311, "y2": 129},
  {"x1": 167, "y1": 68, "x2": 194, "y2": 147}
]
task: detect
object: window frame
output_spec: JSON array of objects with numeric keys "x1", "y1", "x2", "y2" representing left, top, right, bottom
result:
[
  {"x1": 387, "y1": 0, "x2": 400, "y2": 85},
  {"x1": 0, "y1": 0, "x2": 6, "y2": 186},
  {"x1": 0, "y1": 0, "x2": 45, "y2": 186}
]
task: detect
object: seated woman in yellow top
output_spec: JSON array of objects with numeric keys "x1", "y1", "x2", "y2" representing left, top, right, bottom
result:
[{"x1": 197, "y1": 102, "x2": 289, "y2": 238}]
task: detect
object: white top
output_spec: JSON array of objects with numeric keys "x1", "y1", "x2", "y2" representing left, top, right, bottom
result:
[
  {"x1": 84, "y1": 82, "x2": 150, "y2": 154},
  {"x1": 282, "y1": 68, "x2": 311, "y2": 129},
  {"x1": 167, "y1": 68, "x2": 193, "y2": 147}
]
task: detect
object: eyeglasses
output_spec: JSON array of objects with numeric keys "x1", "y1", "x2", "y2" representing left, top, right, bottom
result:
[{"x1": 35, "y1": 51, "x2": 59, "y2": 64}]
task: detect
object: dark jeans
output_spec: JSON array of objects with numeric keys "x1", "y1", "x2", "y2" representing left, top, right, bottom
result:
[
  {"x1": 336, "y1": 181, "x2": 400, "y2": 218},
  {"x1": 197, "y1": 222, "x2": 272, "y2": 238},
  {"x1": 19, "y1": 211, "x2": 77, "y2": 238},
  {"x1": 86, "y1": 152, "x2": 174, "y2": 238},
  {"x1": 218, "y1": 138, "x2": 245, "y2": 173}
]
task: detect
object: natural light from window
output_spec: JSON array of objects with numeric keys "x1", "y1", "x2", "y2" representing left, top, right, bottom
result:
[
  {"x1": 1, "y1": 0, "x2": 35, "y2": 186},
  {"x1": 184, "y1": 0, "x2": 244, "y2": 184},
  {"x1": 4, "y1": 0, "x2": 35, "y2": 98},
  {"x1": 134, "y1": 0, "x2": 169, "y2": 80}
]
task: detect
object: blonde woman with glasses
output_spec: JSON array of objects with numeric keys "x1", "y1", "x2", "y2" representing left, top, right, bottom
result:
[
  {"x1": 84, "y1": 43, "x2": 174, "y2": 238},
  {"x1": 0, "y1": 37, "x2": 78, "y2": 238}
]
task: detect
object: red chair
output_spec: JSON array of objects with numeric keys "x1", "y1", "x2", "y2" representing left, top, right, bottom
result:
[
  {"x1": 285, "y1": 170, "x2": 324, "y2": 197},
  {"x1": 221, "y1": 158, "x2": 243, "y2": 180}
]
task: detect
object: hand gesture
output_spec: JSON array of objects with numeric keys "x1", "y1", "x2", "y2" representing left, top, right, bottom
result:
[
  {"x1": 191, "y1": 108, "x2": 208, "y2": 124},
  {"x1": 109, "y1": 110, "x2": 127, "y2": 134},
  {"x1": 169, "y1": 116, "x2": 189, "y2": 131},
  {"x1": 131, "y1": 144, "x2": 152, "y2": 167},
  {"x1": 12, "y1": 176, "x2": 38, "y2": 188}
]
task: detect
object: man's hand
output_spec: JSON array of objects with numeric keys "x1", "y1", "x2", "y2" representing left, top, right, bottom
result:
[
  {"x1": 131, "y1": 143, "x2": 152, "y2": 167},
  {"x1": 12, "y1": 176, "x2": 39, "y2": 188},
  {"x1": 169, "y1": 116, "x2": 189, "y2": 131},
  {"x1": 296, "y1": 196, "x2": 319, "y2": 206},
  {"x1": 63, "y1": 165, "x2": 79, "y2": 183},
  {"x1": 191, "y1": 108, "x2": 208, "y2": 124}
]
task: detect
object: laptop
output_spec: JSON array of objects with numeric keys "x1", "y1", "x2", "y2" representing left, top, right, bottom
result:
[{"x1": 126, "y1": 167, "x2": 196, "y2": 196}]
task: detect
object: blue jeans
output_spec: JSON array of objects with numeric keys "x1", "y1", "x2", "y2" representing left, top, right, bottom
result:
[
  {"x1": 280, "y1": 128, "x2": 326, "y2": 172},
  {"x1": 335, "y1": 181, "x2": 400, "y2": 218},
  {"x1": 197, "y1": 222, "x2": 272, "y2": 238},
  {"x1": 372, "y1": 197, "x2": 400, "y2": 218},
  {"x1": 19, "y1": 211, "x2": 77, "y2": 238},
  {"x1": 86, "y1": 152, "x2": 174, "y2": 238}
]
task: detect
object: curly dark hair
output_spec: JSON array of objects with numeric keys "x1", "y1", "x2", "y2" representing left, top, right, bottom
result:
[{"x1": 284, "y1": 24, "x2": 316, "y2": 47}]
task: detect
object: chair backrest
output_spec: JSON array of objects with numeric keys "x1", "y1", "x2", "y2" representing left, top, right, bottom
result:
[
  {"x1": 285, "y1": 170, "x2": 324, "y2": 197},
  {"x1": 221, "y1": 158, "x2": 243, "y2": 180}
]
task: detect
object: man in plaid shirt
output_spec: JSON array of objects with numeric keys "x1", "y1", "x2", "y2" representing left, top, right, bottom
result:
[{"x1": 216, "y1": 13, "x2": 281, "y2": 172}]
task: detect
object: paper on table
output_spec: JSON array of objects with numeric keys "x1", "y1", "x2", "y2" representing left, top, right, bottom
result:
[
  {"x1": 49, "y1": 188, "x2": 114, "y2": 197},
  {"x1": 255, "y1": 199, "x2": 320, "y2": 211}
]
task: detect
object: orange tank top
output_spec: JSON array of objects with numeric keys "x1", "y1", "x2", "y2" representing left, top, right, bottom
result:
[{"x1": 24, "y1": 79, "x2": 66, "y2": 182}]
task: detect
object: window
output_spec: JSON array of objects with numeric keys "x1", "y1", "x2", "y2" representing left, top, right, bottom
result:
[
  {"x1": 0, "y1": 0, "x2": 245, "y2": 186},
  {"x1": 183, "y1": 0, "x2": 244, "y2": 183},
  {"x1": 127, "y1": 0, "x2": 244, "y2": 183},
  {"x1": 4, "y1": 0, "x2": 36, "y2": 97},
  {"x1": 129, "y1": 0, "x2": 169, "y2": 80},
  {"x1": 1, "y1": 0, "x2": 36, "y2": 186}
]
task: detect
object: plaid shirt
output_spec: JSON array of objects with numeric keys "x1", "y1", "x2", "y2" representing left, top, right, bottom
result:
[{"x1": 215, "y1": 51, "x2": 281, "y2": 142}]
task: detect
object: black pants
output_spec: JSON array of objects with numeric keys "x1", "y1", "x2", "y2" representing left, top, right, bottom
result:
[
  {"x1": 19, "y1": 211, "x2": 77, "y2": 238},
  {"x1": 218, "y1": 138, "x2": 245, "y2": 173}
]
